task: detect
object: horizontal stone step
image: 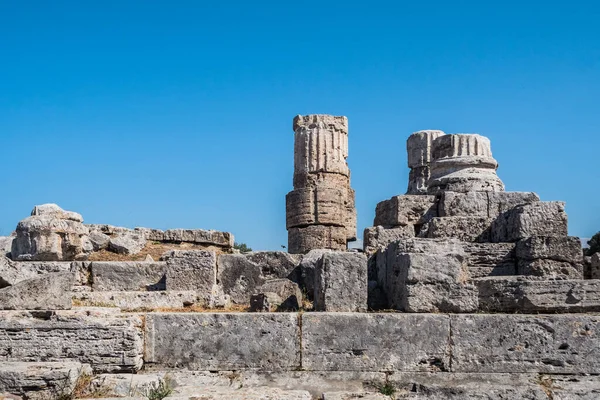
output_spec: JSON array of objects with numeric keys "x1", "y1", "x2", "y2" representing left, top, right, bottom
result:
[
  {"x1": 476, "y1": 277, "x2": 600, "y2": 313},
  {"x1": 73, "y1": 291, "x2": 201, "y2": 310},
  {"x1": 144, "y1": 313, "x2": 300, "y2": 371},
  {"x1": 0, "y1": 361, "x2": 89, "y2": 399},
  {"x1": 0, "y1": 309, "x2": 143, "y2": 373}
]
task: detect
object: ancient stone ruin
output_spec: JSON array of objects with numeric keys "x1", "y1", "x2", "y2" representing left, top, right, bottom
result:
[
  {"x1": 286, "y1": 114, "x2": 357, "y2": 254},
  {"x1": 0, "y1": 116, "x2": 599, "y2": 399}
]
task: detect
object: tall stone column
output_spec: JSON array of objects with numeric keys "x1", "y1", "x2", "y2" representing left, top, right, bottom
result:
[
  {"x1": 286, "y1": 115, "x2": 357, "y2": 254},
  {"x1": 427, "y1": 133, "x2": 505, "y2": 194},
  {"x1": 406, "y1": 130, "x2": 445, "y2": 194}
]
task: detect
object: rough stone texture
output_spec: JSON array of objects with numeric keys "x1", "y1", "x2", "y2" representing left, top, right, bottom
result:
[
  {"x1": 88, "y1": 231, "x2": 110, "y2": 251},
  {"x1": 301, "y1": 313, "x2": 450, "y2": 372},
  {"x1": 108, "y1": 233, "x2": 147, "y2": 255},
  {"x1": 439, "y1": 191, "x2": 540, "y2": 218},
  {"x1": 162, "y1": 229, "x2": 234, "y2": 248},
  {"x1": 286, "y1": 187, "x2": 347, "y2": 228},
  {"x1": 297, "y1": 249, "x2": 333, "y2": 300},
  {"x1": 314, "y1": 252, "x2": 368, "y2": 312},
  {"x1": 0, "y1": 309, "x2": 143, "y2": 372},
  {"x1": 492, "y1": 201, "x2": 568, "y2": 242},
  {"x1": 245, "y1": 252, "x2": 302, "y2": 282},
  {"x1": 476, "y1": 277, "x2": 600, "y2": 313},
  {"x1": 462, "y1": 242, "x2": 516, "y2": 278},
  {"x1": 0, "y1": 272, "x2": 74, "y2": 310},
  {"x1": 163, "y1": 250, "x2": 217, "y2": 293},
  {"x1": 293, "y1": 114, "x2": 349, "y2": 178},
  {"x1": 421, "y1": 216, "x2": 493, "y2": 242},
  {"x1": 373, "y1": 195, "x2": 437, "y2": 228},
  {"x1": 516, "y1": 236, "x2": 583, "y2": 263},
  {"x1": 145, "y1": 313, "x2": 300, "y2": 370},
  {"x1": 517, "y1": 259, "x2": 583, "y2": 279},
  {"x1": 0, "y1": 362, "x2": 89, "y2": 400},
  {"x1": 428, "y1": 134, "x2": 505, "y2": 194},
  {"x1": 256, "y1": 279, "x2": 302, "y2": 311},
  {"x1": 406, "y1": 130, "x2": 445, "y2": 194},
  {"x1": 450, "y1": 314, "x2": 600, "y2": 373},
  {"x1": 73, "y1": 290, "x2": 200, "y2": 310},
  {"x1": 381, "y1": 240, "x2": 477, "y2": 312},
  {"x1": 288, "y1": 225, "x2": 347, "y2": 254},
  {"x1": 91, "y1": 262, "x2": 166, "y2": 291},
  {"x1": 386, "y1": 372, "x2": 551, "y2": 399},
  {"x1": 363, "y1": 225, "x2": 414, "y2": 255},
  {"x1": 249, "y1": 292, "x2": 283, "y2": 312},
  {"x1": 12, "y1": 204, "x2": 90, "y2": 261},
  {"x1": 287, "y1": 115, "x2": 356, "y2": 253},
  {"x1": 0, "y1": 258, "x2": 80, "y2": 288},
  {"x1": 592, "y1": 253, "x2": 600, "y2": 279},
  {"x1": 0, "y1": 236, "x2": 14, "y2": 256}
]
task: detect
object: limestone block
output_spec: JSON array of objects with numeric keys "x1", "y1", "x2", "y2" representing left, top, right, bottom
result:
[
  {"x1": 421, "y1": 216, "x2": 493, "y2": 242},
  {"x1": 0, "y1": 272, "x2": 74, "y2": 310},
  {"x1": 88, "y1": 231, "x2": 110, "y2": 251},
  {"x1": 517, "y1": 259, "x2": 583, "y2": 279},
  {"x1": 450, "y1": 314, "x2": 600, "y2": 373},
  {"x1": 31, "y1": 204, "x2": 83, "y2": 222},
  {"x1": 407, "y1": 130, "x2": 446, "y2": 169},
  {"x1": 163, "y1": 250, "x2": 217, "y2": 293},
  {"x1": 108, "y1": 233, "x2": 146, "y2": 255},
  {"x1": 391, "y1": 237, "x2": 465, "y2": 255},
  {"x1": 87, "y1": 224, "x2": 133, "y2": 236},
  {"x1": 462, "y1": 242, "x2": 516, "y2": 277},
  {"x1": 144, "y1": 313, "x2": 300, "y2": 370},
  {"x1": 0, "y1": 258, "x2": 74, "y2": 288},
  {"x1": 297, "y1": 249, "x2": 333, "y2": 300},
  {"x1": 374, "y1": 195, "x2": 437, "y2": 228},
  {"x1": 301, "y1": 313, "x2": 451, "y2": 372},
  {"x1": 476, "y1": 277, "x2": 600, "y2": 313},
  {"x1": 72, "y1": 291, "x2": 200, "y2": 310},
  {"x1": 0, "y1": 361, "x2": 89, "y2": 400},
  {"x1": 428, "y1": 134, "x2": 505, "y2": 194},
  {"x1": 249, "y1": 292, "x2": 282, "y2": 312},
  {"x1": 592, "y1": 253, "x2": 600, "y2": 279},
  {"x1": 162, "y1": 229, "x2": 234, "y2": 248},
  {"x1": 383, "y1": 242, "x2": 476, "y2": 312},
  {"x1": 286, "y1": 187, "x2": 346, "y2": 228},
  {"x1": 439, "y1": 191, "x2": 540, "y2": 219},
  {"x1": 314, "y1": 252, "x2": 367, "y2": 312},
  {"x1": 245, "y1": 252, "x2": 302, "y2": 281},
  {"x1": 91, "y1": 262, "x2": 166, "y2": 291},
  {"x1": 218, "y1": 252, "x2": 300, "y2": 305},
  {"x1": 386, "y1": 372, "x2": 550, "y2": 399},
  {"x1": 516, "y1": 236, "x2": 583, "y2": 263},
  {"x1": 492, "y1": 201, "x2": 568, "y2": 242},
  {"x1": 288, "y1": 225, "x2": 346, "y2": 254},
  {"x1": 363, "y1": 225, "x2": 414, "y2": 255},
  {"x1": 134, "y1": 227, "x2": 165, "y2": 241},
  {"x1": 12, "y1": 213, "x2": 90, "y2": 262},
  {"x1": 0, "y1": 309, "x2": 143, "y2": 372},
  {"x1": 293, "y1": 114, "x2": 349, "y2": 178},
  {"x1": 256, "y1": 279, "x2": 302, "y2": 311}
]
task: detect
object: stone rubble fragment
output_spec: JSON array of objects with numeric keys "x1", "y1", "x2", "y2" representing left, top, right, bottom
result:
[
  {"x1": 11, "y1": 204, "x2": 90, "y2": 261},
  {"x1": 0, "y1": 272, "x2": 74, "y2": 310}
]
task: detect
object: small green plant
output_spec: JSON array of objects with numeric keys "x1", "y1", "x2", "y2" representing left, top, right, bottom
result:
[
  {"x1": 140, "y1": 376, "x2": 174, "y2": 400},
  {"x1": 234, "y1": 242, "x2": 252, "y2": 253},
  {"x1": 378, "y1": 382, "x2": 396, "y2": 396}
]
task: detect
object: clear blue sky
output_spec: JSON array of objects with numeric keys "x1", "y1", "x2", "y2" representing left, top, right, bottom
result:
[{"x1": 1, "y1": 1, "x2": 599, "y2": 249}]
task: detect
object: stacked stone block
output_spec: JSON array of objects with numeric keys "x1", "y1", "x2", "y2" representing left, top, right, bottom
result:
[
  {"x1": 406, "y1": 130, "x2": 445, "y2": 194},
  {"x1": 366, "y1": 131, "x2": 587, "y2": 312},
  {"x1": 286, "y1": 115, "x2": 357, "y2": 254}
]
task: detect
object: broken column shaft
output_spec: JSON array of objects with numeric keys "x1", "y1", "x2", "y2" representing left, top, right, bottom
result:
[{"x1": 286, "y1": 115, "x2": 357, "y2": 254}]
